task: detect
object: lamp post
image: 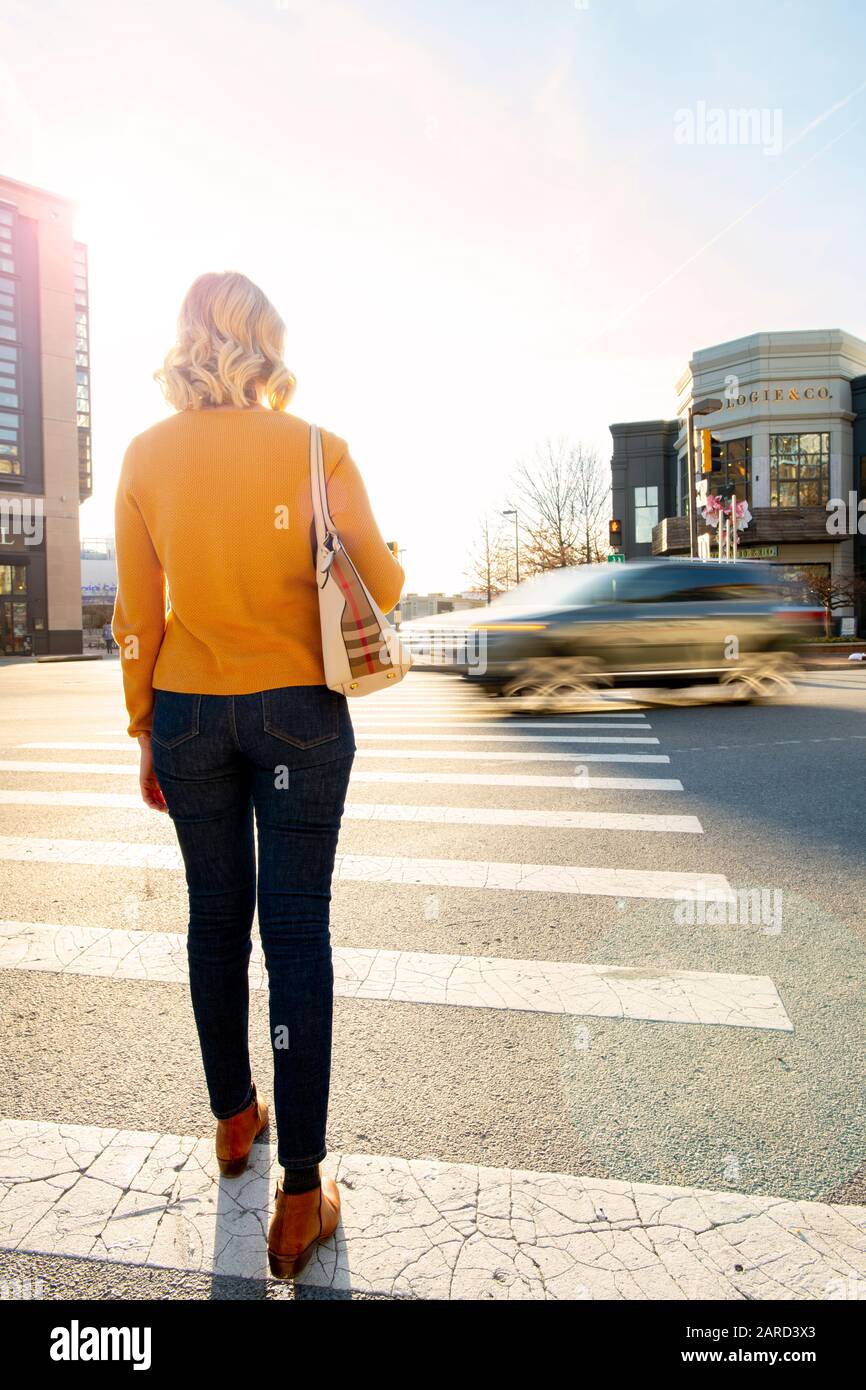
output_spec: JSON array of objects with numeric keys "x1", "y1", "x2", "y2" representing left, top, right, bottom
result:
[
  {"x1": 502, "y1": 509, "x2": 520, "y2": 585},
  {"x1": 394, "y1": 549, "x2": 406, "y2": 627},
  {"x1": 686, "y1": 397, "x2": 724, "y2": 557}
]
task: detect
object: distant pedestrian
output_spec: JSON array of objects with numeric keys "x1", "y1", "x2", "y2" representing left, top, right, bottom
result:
[
  {"x1": 112, "y1": 271, "x2": 405, "y2": 1279},
  {"x1": 102, "y1": 621, "x2": 113, "y2": 654}
]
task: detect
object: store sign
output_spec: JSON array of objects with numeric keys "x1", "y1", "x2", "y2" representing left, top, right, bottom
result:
[
  {"x1": 738, "y1": 545, "x2": 779, "y2": 558},
  {"x1": 723, "y1": 386, "x2": 831, "y2": 411}
]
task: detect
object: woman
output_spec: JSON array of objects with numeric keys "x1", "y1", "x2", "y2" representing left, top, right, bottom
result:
[{"x1": 112, "y1": 271, "x2": 404, "y2": 1278}]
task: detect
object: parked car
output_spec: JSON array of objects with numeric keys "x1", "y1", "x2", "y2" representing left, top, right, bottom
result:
[{"x1": 399, "y1": 560, "x2": 824, "y2": 703}]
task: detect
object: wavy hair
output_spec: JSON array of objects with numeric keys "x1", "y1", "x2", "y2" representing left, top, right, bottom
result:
[{"x1": 155, "y1": 272, "x2": 296, "y2": 411}]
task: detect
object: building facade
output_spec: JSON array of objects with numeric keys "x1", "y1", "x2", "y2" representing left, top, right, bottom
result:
[
  {"x1": 0, "y1": 175, "x2": 90, "y2": 655},
  {"x1": 610, "y1": 331, "x2": 866, "y2": 622},
  {"x1": 399, "y1": 592, "x2": 487, "y2": 622}
]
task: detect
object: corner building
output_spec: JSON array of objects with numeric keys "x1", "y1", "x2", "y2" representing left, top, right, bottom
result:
[{"x1": 611, "y1": 330, "x2": 866, "y2": 621}]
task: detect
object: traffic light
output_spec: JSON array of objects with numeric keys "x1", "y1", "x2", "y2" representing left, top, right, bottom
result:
[
  {"x1": 701, "y1": 430, "x2": 725, "y2": 475},
  {"x1": 609, "y1": 518, "x2": 623, "y2": 550}
]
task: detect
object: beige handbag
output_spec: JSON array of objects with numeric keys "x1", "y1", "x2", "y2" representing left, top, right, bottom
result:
[{"x1": 310, "y1": 424, "x2": 412, "y2": 697}]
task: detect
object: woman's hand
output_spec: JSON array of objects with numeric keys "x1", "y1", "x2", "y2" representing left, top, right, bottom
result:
[{"x1": 138, "y1": 733, "x2": 168, "y2": 812}]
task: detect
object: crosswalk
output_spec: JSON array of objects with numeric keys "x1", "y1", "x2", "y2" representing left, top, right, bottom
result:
[
  {"x1": 0, "y1": 671, "x2": 863, "y2": 1301},
  {"x1": 3, "y1": 1115, "x2": 855, "y2": 1299}
]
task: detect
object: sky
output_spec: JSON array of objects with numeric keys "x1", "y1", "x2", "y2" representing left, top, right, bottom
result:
[{"x1": 1, "y1": 0, "x2": 865, "y2": 592}]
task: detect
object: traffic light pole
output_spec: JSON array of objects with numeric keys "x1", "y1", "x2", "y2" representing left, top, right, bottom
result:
[{"x1": 686, "y1": 406, "x2": 697, "y2": 558}]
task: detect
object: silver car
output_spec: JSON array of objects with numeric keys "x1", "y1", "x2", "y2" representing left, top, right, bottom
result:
[{"x1": 401, "y1": 560, "x2": 823, "y2": 705}]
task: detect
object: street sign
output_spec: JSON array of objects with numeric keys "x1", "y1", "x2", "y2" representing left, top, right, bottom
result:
[{"x1": 606, "y1": 552, "x2": 625, "y2": 564}]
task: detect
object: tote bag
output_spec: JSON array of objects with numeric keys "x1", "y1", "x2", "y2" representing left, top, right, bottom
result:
[{"x1": 309, "y1": 424, "x2": 412, "y2": 696}]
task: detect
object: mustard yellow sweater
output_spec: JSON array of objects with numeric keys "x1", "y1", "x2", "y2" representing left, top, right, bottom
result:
[{"x1": 112, "y1": 408, "x2": 405, "y2": 738}]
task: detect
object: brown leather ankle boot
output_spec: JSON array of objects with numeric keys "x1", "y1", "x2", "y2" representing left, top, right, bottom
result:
[
  {"x1": 215, "y1": 1084, "x2": 269, "y2": 1177},
  {"x1": 267, "y1": 1176, "x2": 341, "y2": 1279}
]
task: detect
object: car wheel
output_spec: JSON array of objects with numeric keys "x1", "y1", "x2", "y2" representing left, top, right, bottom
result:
[{"x1": 720, "y1": 652, "x2": 798, "y2": 702}]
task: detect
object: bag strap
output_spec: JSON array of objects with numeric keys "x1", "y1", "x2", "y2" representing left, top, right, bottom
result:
[
  {"x1": 309, "y1": 424, "x2": 337, "y2": 545},
  {"x1": 308, "y1": 417, "x2": 341, "y2": 581}
]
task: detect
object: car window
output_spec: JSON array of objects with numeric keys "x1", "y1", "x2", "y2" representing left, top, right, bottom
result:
[
  {"x1": 495, "y1": 566, "x2": 614, "y2": 608},
  {"x1": 609, "y1": 566, "x2": 691, "y2": 602},
  {"x1": 673, "y1": 582, "x2": 778, "y2": 602}
]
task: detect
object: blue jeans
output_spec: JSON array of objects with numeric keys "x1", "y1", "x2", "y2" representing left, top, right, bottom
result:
[{"x1": 151, "y1": 684, "x2": 356, "y2": 1170}]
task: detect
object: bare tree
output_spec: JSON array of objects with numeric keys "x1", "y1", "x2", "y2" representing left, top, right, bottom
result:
[
  {"x1": 507, "y1": 437, "x2": 608, "y2": 574},
  {"x1": 464, "y1": 514, "x2": 512, "y2": 604},
  {"x1": 794, "y1": 569, "x2": 866, "y2": 638}
]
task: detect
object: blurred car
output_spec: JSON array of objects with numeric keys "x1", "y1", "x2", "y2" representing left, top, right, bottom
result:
[{"x1": 399, "y1": 560, "x2": 824, "y2": 702}]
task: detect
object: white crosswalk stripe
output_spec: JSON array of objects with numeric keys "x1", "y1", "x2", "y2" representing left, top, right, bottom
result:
[
  {"x1": 353, "y1": 732, "x2": 660, "y2": 744},
  {"x1": 97, "y1": 718, "x2": 653, "y2": 731},
  {"x1": 355, "y1": 748, "x2": 670, "y2": 763},
  {"x1": 0, "y1": 789, "x2": 703, "y2": 832},
  {"x1": 22, "y1": 733, "x2": 663, "y2": 746},
  {"x1": 0, "y1": 920, "x2": 788, "y2": 1029},
  {"x1": 0, "y1": 1117, "x2": 857, "y2": 1298},
  {"x1": 0, "y1": 761, "x2": 685, "y2": 789},
  {"x1": 13, "y1": 743, "x2": 670, "y2": 762},
  {"x1": 0, "y1": 836, "x2": 732, "y2": 902},
  {"x1": 351, "y1": 719, "x2": 652, "y2": 729},
  {"x1": 352, "y1": 770, "x2": 684, "y2": 789}
]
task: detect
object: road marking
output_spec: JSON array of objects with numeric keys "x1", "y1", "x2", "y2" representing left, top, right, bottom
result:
[
  {"x1": 0, "y1": 789, "x2": 703, "y2": 832},
  {"x1": 0, "y1": 761, "x2": 685, "y2": 790},
  {"x1": 351, "y1": 720, "x2": 653, "y2": 729},
  {"x1": 1, "y1": 1117, "x2": 856, "y2": 1297},
  {"x1": 21, "y1": 735, "x2": 661, "y2": 748},
  {"x1": 359, "y1": 749, "x2": 671, "y2": 764},
  {"x1": 332, "y1": 854, "x2": 732, "y2": 900},
  {"x1": 4, "y1": 748, "x2": 672, "y2": 764},
  {"x1": 0, "y1": 920, "x2": 789, "y2": 1029},
  {"x1": 0, "y1": 837, "x2": 731, "y2": 902},
  {"x1": 356, "y1": 734, "x2": 661, "y2": 745},
  {"x1": 94, "y1": 719, "x2": 654, "y2": 733}
]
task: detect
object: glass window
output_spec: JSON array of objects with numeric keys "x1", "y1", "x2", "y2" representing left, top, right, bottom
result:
[
  {"x1": 0, "y1": 414, "x2": 21, "y2": 473},
  {"x1": 770, "y1": 432, "x2": 830, "y2": 507},
  {"x1": 678, "y1": 452, "x2": 691, "y2": 520},
  {"x1": 634, "y1": 485, "x2": 659, "y2": 544},
  {"x1": 772, "y1": 562, "x2": 831, "y2": 604}
]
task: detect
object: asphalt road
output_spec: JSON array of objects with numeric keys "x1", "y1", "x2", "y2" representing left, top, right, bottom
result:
[{"x1": 0, "y1": 657, "x2": 864, "y2": 1301}]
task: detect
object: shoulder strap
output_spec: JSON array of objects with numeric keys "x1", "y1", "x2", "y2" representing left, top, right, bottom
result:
[{"x1": 309, "y1": 424, "x2": 337, "y2": 544}]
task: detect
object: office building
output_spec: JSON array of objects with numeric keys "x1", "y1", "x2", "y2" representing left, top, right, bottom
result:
[{"x1": 0, "y1": 174, "x2": 91, "y2": 655}]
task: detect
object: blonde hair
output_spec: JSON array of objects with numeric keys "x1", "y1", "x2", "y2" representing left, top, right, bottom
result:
[{"x1": 155, "y1": 272, "x2": 296, "y2": 411}]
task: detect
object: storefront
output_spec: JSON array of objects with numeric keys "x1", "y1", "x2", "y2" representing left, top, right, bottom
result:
[
  {"x1": 610, "y1": 330, "x2": 866, "y2": 624},
  {"x1": 0, "y1": 558, "x2": 30, "y2": 653},
  {"x1": 0, "y1": 526, "x2": 48, "y2": 655}
]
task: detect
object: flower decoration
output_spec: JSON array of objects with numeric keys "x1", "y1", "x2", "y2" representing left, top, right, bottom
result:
[{"x1": 701, "y1": 495, "x2": 752, "y2": 531}]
